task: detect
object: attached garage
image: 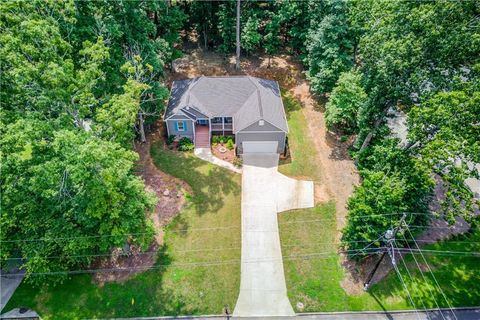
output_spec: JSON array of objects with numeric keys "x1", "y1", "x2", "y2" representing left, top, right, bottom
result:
[{"x1": 243, "y1": 141, "x2": 278, "y2": 153}]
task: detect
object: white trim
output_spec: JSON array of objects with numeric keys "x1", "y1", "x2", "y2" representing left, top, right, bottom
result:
[
  {"x1": 235, "y1": 118, "x2": 287, "y2": 134},
  {"x1": 176, "y1": 121, "x2": 186, "y2": 132},
  {"x1": 165, "y1": 110, "x2": 190, "y2": 121},
  {"x1": 235, "y1": 130, "x2": 284, "y2": 133}
]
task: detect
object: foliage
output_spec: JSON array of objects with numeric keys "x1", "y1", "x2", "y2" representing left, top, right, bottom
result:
[
  {"x1": 212, "y1": 135, "x2": 233, "y2": 145},
  {"x1": 225, "y1": 139, "x2": 235, "y2": 151},
  {"x1": 241, "y1": 15, "x2": 261, "y2": 54},
  {"x1": 407, "y1": 78, "x2": 480, "y2": 222},
  {"x1": 305, "y1": 0, "x2": 354, "y2": 95},
  {"x1": 233, "y1": 156, "x2": 243, "y2": 168},
  {"x1": 342, "y1": 138, "x2": 434, "y2": 255},
  {"x1": 177, "y1": 137, "x2": 194, "y2": 151},
  {"x1": 264, "y1": 14, "x2": 281, "y2": 62},
  {"x1": 0, "y1": 118, "x2": 156, "y2": 284},
  {"x1": 325, "y1": 71, "x2": 366, "y2": 132},
  {"x1": 166, "y1": 135, "x2": 176, "y2": 146},
  {"x1": 216, "y1": 1, "x2": 236, "y2": 55},
  {"x1": 95, "y1": 77, "x2": 149, "y2": 146},
  {"x1": 0, "y1": 0, "x2": 187, "y2": 282}
]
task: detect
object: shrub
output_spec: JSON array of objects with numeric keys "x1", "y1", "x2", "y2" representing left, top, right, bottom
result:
[
  {"x1": 212, "y1": 136, "x2": 223, "y2": 144},
  {"x1": 167, "y1": 135, "x2": 176, "y2": 145},
  {"x1": 233, "y1": 156, "x2": 243, "y2": 168},
  {"x1": 225, "y1": 139, "x2": 234, "y2": 150},
  {"x1": 177, "y1": 137, "x2": 194, "y2": 151}
]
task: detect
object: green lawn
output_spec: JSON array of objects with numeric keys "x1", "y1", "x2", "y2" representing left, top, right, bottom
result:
[
  {"x1": 5, "y1": 143, "x2": 241, "y2": 319},
  {"x1": 277, "y1": 90, "x2": 480, "y2": 312}
]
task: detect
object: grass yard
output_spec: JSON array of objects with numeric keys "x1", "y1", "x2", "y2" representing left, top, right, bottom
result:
[
  {"x1": 277, "y1": 91, "x2": 480, "y2": 312},
  {"x1": 5, "y1": 143, "x2": 241, "y2": 319}
]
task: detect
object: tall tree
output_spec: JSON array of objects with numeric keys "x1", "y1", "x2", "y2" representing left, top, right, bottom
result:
[
  {"x1": 325, "y1": 71, "x2": 367, "y2": 132},
  {"x1": 305, "y1": 0, "x2": 354, "y2": 95}
]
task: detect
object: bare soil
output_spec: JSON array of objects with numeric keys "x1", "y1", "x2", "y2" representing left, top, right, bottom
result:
[{"x1": 93, "y1": 122, "x2": 191, "y2": 285}]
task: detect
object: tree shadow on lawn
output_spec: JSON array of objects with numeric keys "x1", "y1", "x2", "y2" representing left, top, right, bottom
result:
[
  {"x1": 150, "y1": 141, "x2": 240, "y2": 217},
  {"x1": 369, "y1": 254, "x2": 480, "y2": 312},
  {"x1": 6, "y1": 245, "x2": 199, "y2": 319},
  {"x1": 281, "y1": 89, "x2": 302, "y2": 120}
]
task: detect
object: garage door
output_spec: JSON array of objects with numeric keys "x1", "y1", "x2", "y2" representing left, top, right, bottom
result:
[{"x1": 243, "y1": 141, "x2": 278, "y2": 153}]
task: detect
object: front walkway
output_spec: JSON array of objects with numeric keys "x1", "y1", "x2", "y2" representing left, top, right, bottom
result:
[
  {"x1": 194, "y1": 148, "x2": 242, "y2": 174},
  {"x1": 233, "y1": 153, "x2": 314, "y2": 317}
]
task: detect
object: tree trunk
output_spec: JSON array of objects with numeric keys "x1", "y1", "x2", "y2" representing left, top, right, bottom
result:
[
  {"x1": 358, "y1": 108, "x2": 389, "y2": 152},
  {"x1": 203, "y1": 24, "x2": 208, "y2": 50},
  {"x1": 268, "y1": 55, "x2": 271, "y2": 68},
  {"x1": 138, "y1": 112, "x2": 146, "y2": 143},
  {"x1": 235, "y1": 0, "x2": 241, "y2": 70}
]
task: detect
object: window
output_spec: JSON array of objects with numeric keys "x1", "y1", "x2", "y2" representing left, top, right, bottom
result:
[
  {"x1": 212, "y1": 117, "x2": 222, "y2": 124},
  {"x1": 224, "y1": 117, "x2": 233, "y2": 124},
  {"x1": 176, "y1": 121, "x2": 185, "y2": 132}
]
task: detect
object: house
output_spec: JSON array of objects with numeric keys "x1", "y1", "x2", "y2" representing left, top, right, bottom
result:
[{"x1": 164, "y1": 76, "x2": 289, "y2": 154}]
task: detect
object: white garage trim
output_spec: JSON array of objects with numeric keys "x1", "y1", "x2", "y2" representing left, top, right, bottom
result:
[{"x1": 243, "y1": 141, "x2": 278, "y2": 153}]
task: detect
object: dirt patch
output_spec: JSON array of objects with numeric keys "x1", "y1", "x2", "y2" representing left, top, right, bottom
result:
[
  {"x1": 93, "y1": 244, "x2": 158, "y2": 286},
  {"x1": 93, "y1": 122, "x2": 190, "y2": 284}
]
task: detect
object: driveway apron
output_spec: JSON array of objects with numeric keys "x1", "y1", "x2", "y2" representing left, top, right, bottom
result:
[{"x1": 233, "y1": 153, "x2": 314, "y2": 317}]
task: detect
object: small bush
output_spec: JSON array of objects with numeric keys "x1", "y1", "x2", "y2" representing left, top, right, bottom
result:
[
  {"x1": 233, "y1": 156, "x2": 243, "y2": 168},
  {"x1": 212, "y1": 135, "x2": 234, "y2": 145},
  {"x1": 212, "y1": 136, "x2": 222, "y2": 144},
  {"x1": 177, "y1": 137, "x2": 194, "y2": 151},
  {"x1": 167, "y1": 135, "x2": 176, "y2": 145},
  {"x1": 225, "y1": 139, "x2": 234, "y2": 150}
]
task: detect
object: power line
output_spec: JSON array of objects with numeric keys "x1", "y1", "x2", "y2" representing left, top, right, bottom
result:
[
  {"x1": 399, "y1": 234, "x2": 447, "y2": 320},
  {"x1": 404, "y1": 223, "x2": 459, "y2": 320},
  {"x1": 394, "y1": 239, "x2": 432, "y2": 320},
  {"x1": 6, "y1": 247, "x2": 385, "y2": 277}
]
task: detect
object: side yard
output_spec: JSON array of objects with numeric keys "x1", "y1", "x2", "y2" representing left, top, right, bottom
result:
[
  {"x1": 278, "y1": 91, "x2": 480, "y2": 312},
  {"x1": 4, "y1": 143, "x2": 241, "y2": 319}
]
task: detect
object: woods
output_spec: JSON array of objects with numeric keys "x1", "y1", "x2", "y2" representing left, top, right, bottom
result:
[
  {"x1": 1, "y1": 0, "x2": 479, "y2": 291},
  {"x1": 0, "y1": 0, "x2": 182, "y2": 283}
]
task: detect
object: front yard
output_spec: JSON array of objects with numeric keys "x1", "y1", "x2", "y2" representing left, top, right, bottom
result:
[
  {"x1": 278, "y1": 90, "x2": 480, "y2": 312},
  {"x1": 5, "y1": 143, "x2": 241, "y2": 319}
]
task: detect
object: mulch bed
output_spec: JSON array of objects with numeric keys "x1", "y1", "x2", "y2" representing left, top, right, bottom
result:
[{"x1": 211, "y1": 143, "x2": 236, "y2": 163}]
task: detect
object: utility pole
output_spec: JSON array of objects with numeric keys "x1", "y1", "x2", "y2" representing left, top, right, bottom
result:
[
  {"x1": 364, "y1": 213, "x2": 407, "y2": 291},
  {"x1": 235, "y1": 0, "x2": 241, "y2": 70}
]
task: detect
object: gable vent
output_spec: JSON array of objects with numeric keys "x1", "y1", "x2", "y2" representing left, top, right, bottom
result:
[{"x1": 259, "y1": 120, "x2": 264, "y2": 126}]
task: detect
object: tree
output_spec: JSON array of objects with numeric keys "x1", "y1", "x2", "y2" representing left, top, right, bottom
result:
[
  {"x1": 408, "y1": 78, "x2": 480, "y2": 222},
  {"x1": 305, "y1": 0, "x2": 354, "y2": 95},
  {"x1": 342, "y1": 139, "x2": 433, "y2": 256},
  {"x1": 1, "y1": 118, "x2": 156, "y2": 283},
  {"x1": 264, "y1": 15, "x2": 281, "y2": 67},
  {"x1": 355, "y1": 0, "x2": 479, "y2": 149},
  {"x1": 0, "y1": 1, "x2": 166, "y2": 283},
  {"x1": 217, "y1": 1, "x2": 236, "y2": 55},
  {"x1": 325, "y1": 71, "x2": 366, "y2": 132},
  {"x1": 241, "y1": 15, "x2": 261, "y2": 55}
]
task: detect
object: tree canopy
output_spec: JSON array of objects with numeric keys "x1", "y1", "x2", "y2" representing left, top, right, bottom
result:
[{"x1": 0, "y1": 0, "x2": 184, "y2": 283}]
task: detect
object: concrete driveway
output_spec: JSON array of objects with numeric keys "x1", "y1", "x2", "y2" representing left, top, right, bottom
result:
[{"x1": 233, "y1": 154, "x2": 314, "y2": 317}]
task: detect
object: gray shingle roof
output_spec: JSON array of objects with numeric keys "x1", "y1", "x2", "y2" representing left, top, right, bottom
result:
[{"x1": 165, "y1": 76, "x2": 288, "y2": 133}]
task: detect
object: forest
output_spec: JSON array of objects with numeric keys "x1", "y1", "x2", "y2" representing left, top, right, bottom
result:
[{"x1": 1, "y1": 0, "x2": 479, "y2": 306}]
